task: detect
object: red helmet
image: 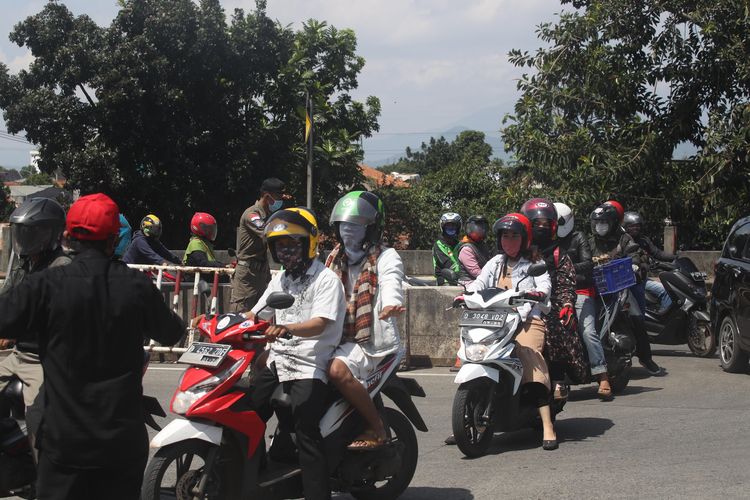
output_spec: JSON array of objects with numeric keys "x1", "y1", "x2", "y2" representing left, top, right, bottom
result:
[
  {"x1": 520, "y1": 198, "x2": 558, "y2": 239},
  {"x1": 492, "y1": 213, "x2": 533, "y2": 252},
  {"x1": 604, "y1": 200, "x2": 624, "y2": 223},
  {"x1": 190, "y1": 212, "x2": 217, "y2": 241}
]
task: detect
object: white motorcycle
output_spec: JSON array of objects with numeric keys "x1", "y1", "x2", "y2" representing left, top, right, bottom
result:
[{"x1": 445, "y1": 264, "x2": 565, "y2": 457}]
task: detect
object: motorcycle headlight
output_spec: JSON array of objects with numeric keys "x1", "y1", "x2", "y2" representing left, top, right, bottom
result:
[
  {"x1": 171, "y1": 358, "x2": 245, "y2": 415},
  {"x1": 462, "y1": 328, "x2": 507, "y2": 347},
  {"x1": 465, "y1": 344, "x2": 489, "y2": 362}
]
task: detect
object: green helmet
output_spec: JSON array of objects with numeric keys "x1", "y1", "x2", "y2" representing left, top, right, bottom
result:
[{"x1": 330, "y1": 191, "x2": 385, "y2": 244}]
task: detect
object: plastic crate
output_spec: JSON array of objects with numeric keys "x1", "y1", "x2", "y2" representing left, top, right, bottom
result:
[{"x1": 592, "y1": 257, "x2": 636, "y2": 295}]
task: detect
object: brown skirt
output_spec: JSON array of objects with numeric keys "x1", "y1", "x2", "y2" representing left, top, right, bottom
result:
[{"x1": 514, "y1": 316, "x2": 550, "y2": 390}]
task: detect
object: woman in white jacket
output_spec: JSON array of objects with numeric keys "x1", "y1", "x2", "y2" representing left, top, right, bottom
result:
[
  {"x1": 325, "y1": 191, "x2": 405, "y2": 450},
  {"x1": 469, "y1": 213, "x2": 558, "y2": 450}
]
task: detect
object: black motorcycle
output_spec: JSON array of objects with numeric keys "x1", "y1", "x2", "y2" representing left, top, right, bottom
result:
[{"x1": 644, "y1": 257, "x2": 715, "y2": 357}]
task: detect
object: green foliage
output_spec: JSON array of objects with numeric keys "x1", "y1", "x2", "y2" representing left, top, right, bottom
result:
[
  {"x1": 0, "y1": 185, "x2": 14, "y2": 222},
  {"x1": 377, "y1": 131, "x2": 512, "y2": 249},
  {"x1": 502, "y1": 0, "x2": 750, "y2": 249},
  {"x1": 0, "y1": 0, "x2": 379, "y2": 247}
]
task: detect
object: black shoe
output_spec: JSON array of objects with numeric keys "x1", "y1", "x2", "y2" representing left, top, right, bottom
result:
[
  {"x1": 639, "y1": 359, "x2": 664, "y2": 376},
  {"x1": 542, "y1": 439, "x2": 558, "y2": 450},
  {"x1": 444, "y1": 434, "x2": 456, "y2": 445}
]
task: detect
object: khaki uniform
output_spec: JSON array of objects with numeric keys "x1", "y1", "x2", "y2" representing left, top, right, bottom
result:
[{"x1": 230, "y1": 200, "x2": 272, "y2": 312}]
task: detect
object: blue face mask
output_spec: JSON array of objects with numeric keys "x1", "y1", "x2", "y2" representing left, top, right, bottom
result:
[
  {"x1": 269, "y1": 197, "x2": 283, "y2": 213},
  {"x1": 444, "y1": 226, "x2": 458, "y2": 237}
]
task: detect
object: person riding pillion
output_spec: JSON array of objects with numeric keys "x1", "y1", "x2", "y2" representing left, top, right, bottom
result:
[
  {"x1": 433, "y1": 212, "x2": 462, "y2": 285},
  {"x1": 457, "y1": 215, "x2": 492, "y2": 286},
  {"x1": 231, "y1": 177, "x2": 290, "y2": 312},
  {"x1": 122, "y1": 214, "x2": 180, "y2": 266},
  {"x1": 325, "y1": 191, "x2": 406, "y2": 450},
  {"x1": 245, "y1": 207, "x2": 346, "y2": 500}
]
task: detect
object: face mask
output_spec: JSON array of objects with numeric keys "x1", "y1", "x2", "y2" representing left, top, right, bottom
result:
[
  {"x1": 339, "y1": 222, "x2": 368, "y2": 264},
  {"x1": 595, "y1": 222, "x2": 610, "y2": 236},
  {"x1": 444, "y1": 226, "x2": 458, "y2": 238},
  {"x1": 501, "y1": 238, "x2": 522, "y2": 258},
  {"x1": 276, "y1": 241, "x2": 306, "y2": 277},
  {"x1": 532, "y1": 228, "x2": 551, "y2": 248},
  {"x1": 269, "y1": 197, "x2": 283, "y2": 213}
]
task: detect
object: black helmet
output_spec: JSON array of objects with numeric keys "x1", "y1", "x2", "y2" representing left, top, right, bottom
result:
[
  {"x1": 465, "y1": 215, "x2": 489, "y2": 242},
  {"x1": 10, "y1": 197, "x2": 66, "y2": 257},
  {"x1": 622, "y1": 211, "x2": 642, "y2": 228},
  {"x1": 590, "y1": 204, "x2": 619, "y2": 238}
]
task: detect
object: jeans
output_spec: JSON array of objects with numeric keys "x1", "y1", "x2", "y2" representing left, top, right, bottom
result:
[
  {"x1": 645, "y1": 279, "x2": 672, "y2": 312},
  {"x1": 575, "y1": 294, "x2": 607, "y2": 376}
]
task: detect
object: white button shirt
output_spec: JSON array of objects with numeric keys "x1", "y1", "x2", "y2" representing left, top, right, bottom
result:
[{"x1": 252, "y1": 259, "x2": 345, "y2": 383}]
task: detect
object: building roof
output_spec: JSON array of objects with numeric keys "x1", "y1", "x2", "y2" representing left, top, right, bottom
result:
[{"x1": 359, "y1": 164, "x2": 410, "y2": 188}]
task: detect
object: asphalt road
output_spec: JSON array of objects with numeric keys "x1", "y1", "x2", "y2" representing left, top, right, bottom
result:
[{"x1": 136, "y1": 344, "x2": 750, "y2": 500}]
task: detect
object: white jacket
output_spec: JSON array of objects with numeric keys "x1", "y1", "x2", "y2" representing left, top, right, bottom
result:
[
  {"x1": 468, "y1": 254, "x2": 551, "y2": 322},
  {"x1": 344, "y1": 247, "x2": 404, "y2": 356}
]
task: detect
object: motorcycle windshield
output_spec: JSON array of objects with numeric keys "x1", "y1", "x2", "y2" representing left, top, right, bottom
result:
[{"x1": 675, "y1": 257, "x2": 699, "y2": 274}]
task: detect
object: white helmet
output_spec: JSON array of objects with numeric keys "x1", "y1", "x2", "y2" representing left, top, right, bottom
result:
[{"x1": 554, "y1": 202, "x2": 575, "y2": 238}]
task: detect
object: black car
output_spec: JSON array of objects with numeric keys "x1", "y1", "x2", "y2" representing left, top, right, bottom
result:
[{"x1": 711, "y1": 215, "x2": 750, "y2": 372}]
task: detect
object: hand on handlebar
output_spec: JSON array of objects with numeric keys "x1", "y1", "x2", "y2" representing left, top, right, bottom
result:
[
  {"x1": 190, "y1": 315, "x2": 205, "y2": 328},
  {"x1": 265, "y1": 324, "x2": 291, "y2": 342},
  {"x1": 523, "y1": 290, "x2": 546, "y2": 301},
  {"x1": 0, "y1": 339, "x2": 15, "y2": 350}
]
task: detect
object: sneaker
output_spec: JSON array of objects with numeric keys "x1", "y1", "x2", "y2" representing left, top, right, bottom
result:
[
  {"x1": 444, "y1": 434, "x2": 456, "y2": 445},
  {"x1": 639, "y1": 359, "x2": 664, "y2": 376}
]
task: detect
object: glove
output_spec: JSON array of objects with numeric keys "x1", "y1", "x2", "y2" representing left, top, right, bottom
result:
[
  {"x1": 559, "y1": 305, "x2": 576, "y2": 330},
  {"x1": 452, "y1": 295, "x2": 465, "y2": 308},
  {"x1": 524, "y1": 290, "x2": 546, "y2": 301}
]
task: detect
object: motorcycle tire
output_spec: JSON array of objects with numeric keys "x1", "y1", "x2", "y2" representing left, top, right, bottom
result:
[
  {"x1": 141, "y1": 438, "x2": 239, "y2": 500},
  {"x1": 451, "y1": 382, "x2": 493, "y2": 458},
  {"x1": 609, "y1": 366, "x2": 631, "y2": 394},
  {"x1": 351, "y1": 407, "x2": 418, "y2": 500},
  {"x1": 687, "y1": 316, "x2": 716, "y2": 358},
  {"x1": 718, "y1": 316, "x2": 749, "y2": 373}
]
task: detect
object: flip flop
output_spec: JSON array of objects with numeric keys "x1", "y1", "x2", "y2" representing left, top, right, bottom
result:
[
  {"x1": 597, "y1": 386, "x2": 613, "y2": 401},
  {"x1": 346, "y1": 431, "x2": 388, "y2": 452}
]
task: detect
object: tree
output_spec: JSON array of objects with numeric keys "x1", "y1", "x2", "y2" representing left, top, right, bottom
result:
[
  {"x1": 0, "y1": 0, "x2": 379, "y2": 247},
  {"x1": 502, "y1": 0, "x2": 750, "y2": 249}
]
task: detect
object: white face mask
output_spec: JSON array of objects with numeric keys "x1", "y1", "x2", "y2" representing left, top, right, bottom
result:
[
  {"x1": 595, "y1": 222, "x2": 610, "y2": 236},
  {"x1": 339, "y1": 222, "x2": 368, "y2": 263}
]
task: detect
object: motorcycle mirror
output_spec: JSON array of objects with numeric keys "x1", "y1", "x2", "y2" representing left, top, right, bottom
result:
[
  {"x1": 527, "y1": 262, "x2": 547, "y2": 277},
  {"x1": 266, "y1": 292, "x2": 295, "y2": 310},
  {"x1": 228, "y1": 247, "x2": 237, "y2": 257},
  {"x1": 440, "y1": 268, "x2": 459, "y2": 284}
]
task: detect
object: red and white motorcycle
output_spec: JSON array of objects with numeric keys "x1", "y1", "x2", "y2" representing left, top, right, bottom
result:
[{"x1": 142, "y1": 292, "x2": 427, "y2": 500}]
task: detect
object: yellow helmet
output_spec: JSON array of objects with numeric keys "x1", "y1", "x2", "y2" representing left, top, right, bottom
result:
[
  {"x1": 265, "y1": 207, "x2": 319, "y2": 260},
  {"x1": 140, "y1": 214, "x2": 162, "y2": 238}
]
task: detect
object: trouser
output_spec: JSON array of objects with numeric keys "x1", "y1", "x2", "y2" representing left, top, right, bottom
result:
[
  {"x1": 0, "y1": 349, "x2": 43, "y2": 408},
  {"x1": 251, "y1": 365, "x2": 331, "y2": 500},
  {"x1": 628, "y1": 284, "x2": 653, "y2": 362},
  {"x1": 36, "y1": 452, "x2": 146, "y2": 500},
  {"x1": 645, "y1": 279, "x2": 672, "y2": 311},
  {"x1": 575, "y1": 294, "x2": 607, "y2": 376},
  {"x1": 230, "y1": 261, "x2": 271, "y2": 312}
]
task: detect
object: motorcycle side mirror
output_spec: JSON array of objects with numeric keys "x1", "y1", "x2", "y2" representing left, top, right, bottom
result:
[
  {"x1": 440, "y1": 268, "x2": 459, "y2": 285},
  {"x1": 527, "y1": 262, "x2": 547, "y2": 277},
  {"x1": 266, "y1": 292, "x2": 295, "y2": 310},
  {"x1": 228, "y1": 248, "x2": 237, "y2": 257},
  {"x1": 197, "y1": 280, "x2": 211, "y2": 296}
]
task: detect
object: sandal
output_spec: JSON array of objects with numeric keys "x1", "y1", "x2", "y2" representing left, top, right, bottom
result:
[
  {"x1": 597, "y1": 384, "x2": 613, "y2": 401},
  {"x1": 553, "y1": 383, "x2": 569, "y2": 401},
  {"x1": 346, "y1": 430, "x2": 388, "y2": 452}
]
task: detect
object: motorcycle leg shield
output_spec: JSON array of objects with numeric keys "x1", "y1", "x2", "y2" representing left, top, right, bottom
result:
[
  {"x1": 149, "y1": 418, "x2": 223, "y2": 449},
  {"x1": 453, "y1": 364, "x2": 500, "y2": 385}
]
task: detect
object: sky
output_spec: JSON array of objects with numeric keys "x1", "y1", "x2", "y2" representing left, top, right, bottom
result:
[{"x1": 0, "y1": 0, "x2": 568, "y2": 168}]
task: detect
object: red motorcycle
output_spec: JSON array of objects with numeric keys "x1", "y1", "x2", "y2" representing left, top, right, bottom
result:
[{"x1": 142, "y1": 292, "x2": 427, "y2": 500}]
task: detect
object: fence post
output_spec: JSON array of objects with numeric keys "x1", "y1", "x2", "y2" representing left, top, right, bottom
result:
[{"x1": 664, "y1": 218, "x2": 677, "y2": 254}]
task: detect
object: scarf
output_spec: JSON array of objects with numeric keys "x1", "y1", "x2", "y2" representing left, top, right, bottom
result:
[{"x1": 325, "y1": 242, "x2": 382, "y2": 344}]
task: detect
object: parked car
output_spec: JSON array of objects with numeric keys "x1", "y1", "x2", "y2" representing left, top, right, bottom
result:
[{"x1": 711, "y1": 215, "x2": 750, "y2": 372}]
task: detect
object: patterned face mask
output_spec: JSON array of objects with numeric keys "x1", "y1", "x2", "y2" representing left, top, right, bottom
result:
[{"x1": 276, "y1": 240, "x2": 307, "y2": 277}]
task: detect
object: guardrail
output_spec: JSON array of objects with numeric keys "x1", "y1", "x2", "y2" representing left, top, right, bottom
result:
[{"x1": 127, "y1": 264, "x2": 236, "y2": 354}]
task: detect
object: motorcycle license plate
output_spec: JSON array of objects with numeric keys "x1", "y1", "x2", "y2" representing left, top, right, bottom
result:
[
  {"x1": 690, "y1": 271, "x2": 708, "y2": 281},
  {"x1": 459, "y1": 310, "x2": 507, "y2": 327},
  {"x1": 178, "y1": 342, "x2": 231, "y2": 368}
]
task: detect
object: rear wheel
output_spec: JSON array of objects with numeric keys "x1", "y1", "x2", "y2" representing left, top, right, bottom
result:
[
  {"x1": 687, "y1": 316, "x2": 716, "y2": 357},
  {"x1": 719, "y1": 316, "x2": 749, "y2": 373},
  {"x1": 351, "y1": 407, "x2": 418, "y2": 500},
  {"x1": 451, "y1": 381, "x2": 493, "y2": 458},
  {"x1": 141, "y1": 439, "x2": 240, "y2": 500}
]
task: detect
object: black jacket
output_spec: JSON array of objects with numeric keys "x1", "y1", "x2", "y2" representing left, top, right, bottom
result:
[
  {"x1": 558, "y1": 231, "x2": 594, "y2": 289},
  {"x1": 0, "y1": 249, "x2": 184, "y2": 467},
  {"x1": 589, "y1": 230, "x2": 647, "y2": 282}
]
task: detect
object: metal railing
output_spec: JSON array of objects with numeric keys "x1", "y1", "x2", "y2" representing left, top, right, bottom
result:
[{"x1": 127, "y1": 264, "x2": 236, "y2": 354}]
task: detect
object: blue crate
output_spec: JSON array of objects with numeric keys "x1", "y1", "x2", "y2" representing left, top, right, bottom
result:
[{"x1": 592, "y1": 257, "x2": 636, "y2": 295}]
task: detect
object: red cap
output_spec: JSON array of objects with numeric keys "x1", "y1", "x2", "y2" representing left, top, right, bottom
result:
[{"x1": 66, "y1": 193, "x2": 120, "y2": 241}]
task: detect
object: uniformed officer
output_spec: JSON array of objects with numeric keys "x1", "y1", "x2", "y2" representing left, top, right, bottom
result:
[{"x1": 230, "y1": 177, "x2": 288, "y2": 311}]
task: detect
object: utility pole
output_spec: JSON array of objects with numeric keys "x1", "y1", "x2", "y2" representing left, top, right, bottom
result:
[{"x1": 305, "y1": 90, "x2": 313, "y2": 209}]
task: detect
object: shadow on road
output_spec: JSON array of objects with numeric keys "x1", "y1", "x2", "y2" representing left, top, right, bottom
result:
[
  {"x1": 652, "y1": 348, "x2": 716, "y2": 359},
  {"x1": 400, "y1": 486, "x2": 475, "y2": 499},
  {"x1": 629, "y1": 367, "x2": 670, "y2": 380},
  {"x1": 568, "y1": 382, "x2": 663, "y2": 401},
  {"x1": 556, "y1": 416, "x2": 614, "y2": 443}
]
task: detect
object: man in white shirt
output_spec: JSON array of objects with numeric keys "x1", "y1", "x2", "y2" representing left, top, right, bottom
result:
[
  {"x1": 245, "y1": 207, "x2": 345, "y2": 500},
  {"x1": 325, "y1": 191, "x2": 405, "y2": 450}
]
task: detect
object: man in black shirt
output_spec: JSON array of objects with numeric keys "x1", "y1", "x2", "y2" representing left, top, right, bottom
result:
[{"x1": 0, "y1": 193, "x2": 184, "y2": 500}]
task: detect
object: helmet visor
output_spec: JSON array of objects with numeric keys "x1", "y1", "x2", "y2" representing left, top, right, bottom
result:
[{"x1": 12, "y1": 223, "x2": 57, "y2": 257}]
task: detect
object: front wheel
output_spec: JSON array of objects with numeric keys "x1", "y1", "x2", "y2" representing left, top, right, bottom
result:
[
  {"x1": 141, "y1": 439, "x2": 239, "y2": 500},
  {"x1": 351, "y1": 407, "x2": 418, "y2": 500},
  {"x1": 687, "y1": 316, "x2": 716, "y2": 358},
  {"x1": 718, "y1": 316, "x2": 749, "y2": 373},
  {"x1": 451, "y1": 382, "x2": 494, "y2": 458}
]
